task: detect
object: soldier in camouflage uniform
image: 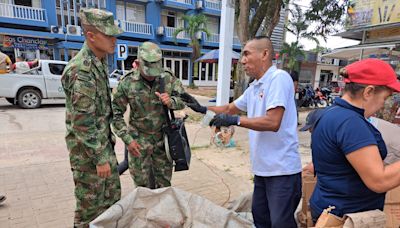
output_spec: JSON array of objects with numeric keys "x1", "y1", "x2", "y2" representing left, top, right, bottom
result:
[
  {"x1": 112, "y1": 42, "x2": 186, "y2": 189},
  {"x1": 61, "y1": 8, "x2": 123, "y2": 228}
]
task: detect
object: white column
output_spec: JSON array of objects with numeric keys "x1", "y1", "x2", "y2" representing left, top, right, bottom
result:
[{"x1": 216, "y1": 0, "x2": 235, "y2": 106}]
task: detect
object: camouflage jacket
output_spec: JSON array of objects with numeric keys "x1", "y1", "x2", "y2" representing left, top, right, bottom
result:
[
  {"x1": 112, "y1": 69, "x2": 185, "y2": 145},
  {"x1": 61, "y1": 42, "x2": 114, "y2": 169}
]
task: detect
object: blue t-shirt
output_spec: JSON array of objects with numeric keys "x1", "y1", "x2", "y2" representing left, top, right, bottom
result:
[{"x1": 310, "y1": 98, "x2": 387, "y2": 217}]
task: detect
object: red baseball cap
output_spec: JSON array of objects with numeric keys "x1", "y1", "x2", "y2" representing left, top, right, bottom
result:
[{"x1": 344, "y1": 58, "x2": 400, "y2": 92}]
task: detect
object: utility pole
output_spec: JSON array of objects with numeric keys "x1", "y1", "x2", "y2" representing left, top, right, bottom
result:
[{"x1": 216, "y1": 0, "x2": 235, "y2": 105}]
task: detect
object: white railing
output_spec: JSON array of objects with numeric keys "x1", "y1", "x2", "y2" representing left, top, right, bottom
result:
[
  {"x1": 233, "y1": 36, "x2": 241, "y2": 46},
  {"x1": 120, "y1": 21, "x2": 153, "y2": 35},
  {"x1": 170, "y1": 0, "x2": 192, "y2": 5},
  {"x1": 165, "y1": 27, "x2": 190, "y2": 40},
  {"x1": 205, "y1": 0, "x2": 221, "y2": 10},
  {"x1": 0, "y1": 3, "x2": 46, "y2": 21},
  {"x1": 205, "y1": 33, "x2": 219, "y2": 43}
]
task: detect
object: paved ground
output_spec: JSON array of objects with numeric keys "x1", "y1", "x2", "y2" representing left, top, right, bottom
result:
[{"x1": 0, "y1": 97, "x2": 311, "y2": 228}]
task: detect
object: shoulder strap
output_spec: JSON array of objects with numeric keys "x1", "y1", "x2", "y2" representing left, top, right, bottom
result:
[{"x1": 160, "y1": 76, "x2": 174, "y2": 128}]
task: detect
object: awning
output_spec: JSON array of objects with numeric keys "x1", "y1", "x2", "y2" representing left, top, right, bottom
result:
[
  {"x1": 321, "y1": 41, "x2": 400, "y2": 60},
  {"x1": 334, "y1": 22, "x2": 400, "y2": 40}
]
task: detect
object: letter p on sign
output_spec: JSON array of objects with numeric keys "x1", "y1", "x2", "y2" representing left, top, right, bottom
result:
[{"x1": 117, "y1": 44, "x2": 128, "y2": 60}]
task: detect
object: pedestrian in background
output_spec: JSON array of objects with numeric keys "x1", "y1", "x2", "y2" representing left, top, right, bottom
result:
[
  {"x1": 12, "y1": 56, "x2": 38, "y2": 74},
  {"x1": 186, "y1": 36, "x2": 302, "y2": 227},
  {"x1": 309, "y1": 59, "x2": 400, "y2": 222},
  {"x1": 290, "y1": 71, "x2": 300, "y2": 125},
  {"x1": 112, "y1": 42, "x2": 186, "y2": 189},
  {"x1": 0, "y1": 51, "x2": 12, "y2": 74},
  {"x1": 61, "y1": 8, "x2": 123, "y2": 228}
]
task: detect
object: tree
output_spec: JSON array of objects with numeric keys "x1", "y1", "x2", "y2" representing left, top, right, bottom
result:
[
  {"x1": 173, "y1": 14, "x2": 210, "y2": 87},
  {"x1": 280, "y1": 41, "x2": 305, "y2": 73},
  {"x1": 305, "y1": 0, "x2": 349, "y2": 40},
  {"x1": 233, "y1": 0, "x2": 349, "y2": 98},
  {"x1": 234, "y1": 0, "x2": 286, "y2": 97},
  {"x1": 286, "y1": 3, "x2": 319, "y2": 44}
]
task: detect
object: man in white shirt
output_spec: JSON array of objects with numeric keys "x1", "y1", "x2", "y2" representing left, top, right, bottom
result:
[{"x1": 184, "y1": 36, "x2": 301, "y2": 227}]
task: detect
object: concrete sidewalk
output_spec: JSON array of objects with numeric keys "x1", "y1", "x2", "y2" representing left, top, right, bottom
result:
[
  {"x1": 0, "y1": 97, "x2": 253, "y2": 228},
  {"x1": 0, "y1": 96, "x2": 311, "y2": 228}
]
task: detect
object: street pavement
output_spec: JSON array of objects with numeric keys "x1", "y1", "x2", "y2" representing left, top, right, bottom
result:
[{"x1": 0, "y1": 97, "x2": 311, "y2": 228}]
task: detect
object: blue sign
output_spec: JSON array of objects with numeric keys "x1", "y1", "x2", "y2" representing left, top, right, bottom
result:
[{"x1": 3, "y1": 36, "x2": 48, "y2": 50}]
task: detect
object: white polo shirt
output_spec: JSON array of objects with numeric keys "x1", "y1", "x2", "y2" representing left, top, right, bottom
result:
[{"x1": 234, "y1": 66, "x2": 301, "y2": 176}]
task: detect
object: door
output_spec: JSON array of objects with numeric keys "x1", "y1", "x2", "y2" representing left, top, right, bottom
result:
[
  {"x1": 163, "y1": 58, "x2": 189, "y2": 85},
  {"x1": 44, "y1": 63, "x2": 66, "y2": 98},
  {"x1": 197, "y1": 62, "x2": 217, "y2": 86}
]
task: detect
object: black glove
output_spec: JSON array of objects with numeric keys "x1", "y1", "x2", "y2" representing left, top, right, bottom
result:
[
  {"x1": 209, "y1": 113, "x2": 240, "y2": 127},
  {"x1": 180, "y1": 92, "x2": 207, "y2": 114}
]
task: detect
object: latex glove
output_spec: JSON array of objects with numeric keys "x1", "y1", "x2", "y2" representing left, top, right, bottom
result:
[
  {"x1": 209, "y1": 113, "x2": 239, "y2": 127},
  {"x1": 180, "y1": 92, "x2": 207, "y2": 114}
]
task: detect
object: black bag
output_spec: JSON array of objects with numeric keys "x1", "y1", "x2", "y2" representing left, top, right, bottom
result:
[{"x1": 160, "y1": 78, "x2": 191, "y2": 171}]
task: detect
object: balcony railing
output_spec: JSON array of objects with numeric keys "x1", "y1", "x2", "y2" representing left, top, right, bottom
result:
[
  {"x1": 169, "y1": 0, "x2": 193, "y2": 4},
  {"x1": 165, "y1": 27, "x2": 190, "y2": 40},
  {"x1": 0, "y1": 3, "x2": 46, "y2": 21},
  {"x1": 233, "y1": 36, "x2": 241, "y2": 46},
  {"x1": 120, "y1": 20, "x2": 153, "y2": 35},
  {"x1": 205, "y1": 0, "x2": 221, "y2": 10},
  {"x1": 205, "y1": 33, "x2": 219, "y2": 43}
]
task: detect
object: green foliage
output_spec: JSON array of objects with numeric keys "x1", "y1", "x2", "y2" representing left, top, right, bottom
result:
[
  {"x1": 172, "y1": 14, "x2": 211, "y2": 61},
  {"x1": 305, "y1": 0, "x2": 349, "y2": 40},
  {"x1": 286, "y1": 3, "x2": 319, "y2": 46},
  {"x1": 280, "y1": 41, "x2": 305, "y2": 72},
  {"x1": 173, "y1": 13, "x2": 211, "y2": 86}
]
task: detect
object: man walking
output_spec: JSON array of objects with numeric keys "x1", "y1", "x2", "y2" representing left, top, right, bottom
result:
[
  {"x1": 186, "y1": 36, "x2": 302, "y2": 227},
  {"x1": 61, "y1": 8, "x2": 123, "y2": 228},
  {"x1": 112, "y1": 42, "x2": 186, "y2": 189}
]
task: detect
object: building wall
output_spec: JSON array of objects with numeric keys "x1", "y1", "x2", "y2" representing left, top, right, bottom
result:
[{"x1": 0, "y1": 0, "x2": 286, "y2": 86}]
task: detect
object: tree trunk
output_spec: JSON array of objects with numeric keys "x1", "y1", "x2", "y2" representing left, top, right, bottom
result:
[{"x1": 234, "y1": 0, "x2": 283, "y2": 98}]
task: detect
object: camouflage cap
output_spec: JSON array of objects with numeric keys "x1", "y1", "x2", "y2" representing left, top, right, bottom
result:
[
  {"x1": 138, "y1": 42, "x2": 163, "y2": 77},
  {"x1": 80, "y1": 8, "x2": 123, "y2": 36}
]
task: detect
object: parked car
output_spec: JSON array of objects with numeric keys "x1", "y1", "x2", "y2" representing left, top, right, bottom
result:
[{"x1": 0, "y1": 60, "x2": 120, "y2": 109}]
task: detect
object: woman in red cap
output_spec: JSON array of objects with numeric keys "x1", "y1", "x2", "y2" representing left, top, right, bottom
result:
[{"x1": 309, "y1": 58, "x2": 400, "y2": 222}]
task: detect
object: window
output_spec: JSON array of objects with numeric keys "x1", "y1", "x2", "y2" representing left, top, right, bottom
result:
[
  {"x1": 162, "y1": 10, "x2": 184, "y2": 28},
  {"x1": 48, "y1": 63, "x2": 66, "y2": 76},
  {"x1": 116, "y1": 2, "x2": 145, "y2": 23},
  {"x1": 207, "y1": 17, "x2": 219, "y2": 34}
]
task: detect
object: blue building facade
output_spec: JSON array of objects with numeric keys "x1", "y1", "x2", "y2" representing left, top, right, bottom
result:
[{"x1": 0, "y1": 0, "x2": 244, "y2": 86}]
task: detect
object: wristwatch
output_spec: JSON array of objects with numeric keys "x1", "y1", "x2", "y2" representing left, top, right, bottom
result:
[{"x1": 237, "y1": 116, "x2": 241, "y2": 126}]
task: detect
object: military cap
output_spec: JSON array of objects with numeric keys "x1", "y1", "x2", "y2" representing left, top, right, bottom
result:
[
  {"x1": 138, "y1": 42, "x2": 163, "y2": 77},
  {"x1": 80, "y1": 8, "x2": 123, "y2": 36}
]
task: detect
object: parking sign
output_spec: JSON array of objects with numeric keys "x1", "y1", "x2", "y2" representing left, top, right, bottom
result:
[{"x1": 116, "y1": 44, "x2": 128, "y2": 60}]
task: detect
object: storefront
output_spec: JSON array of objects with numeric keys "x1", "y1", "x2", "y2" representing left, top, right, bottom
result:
[{"x1": 0, "y1": 34, "x2": 56, "y2": 62}]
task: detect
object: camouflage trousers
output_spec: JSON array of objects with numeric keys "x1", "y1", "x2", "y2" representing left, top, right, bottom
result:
[
  {"x1": 72, "y1": 155, "x2": 121, "y2": 228},
  {"x1": 129, "y1": 133, "x2": 173, "y2": 189}
]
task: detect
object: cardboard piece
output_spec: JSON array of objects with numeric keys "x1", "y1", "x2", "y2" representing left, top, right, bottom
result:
[
  {"x1": 343, "y1": 209, "x2": 386, "y2": 228},
  {"x1": 299, "y1": 173, "x2": 317, "y2": 227},
  {"x1": 314, "y1": 206, "x2": 345, "y2": 228}
]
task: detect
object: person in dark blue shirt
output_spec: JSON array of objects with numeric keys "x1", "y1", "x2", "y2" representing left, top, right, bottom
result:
[{"x1": 310, "y1": 58, "x2": 400, "y2": 222}]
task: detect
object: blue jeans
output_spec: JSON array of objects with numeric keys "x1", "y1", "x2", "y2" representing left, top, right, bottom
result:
[{"x1": 252, "y1": 173, "x2": 302, "y2": 228}]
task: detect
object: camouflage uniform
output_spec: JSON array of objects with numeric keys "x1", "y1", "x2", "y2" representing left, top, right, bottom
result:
[
  {"x1": 112, "y1": 42, "x2": 185, "y2": 189},
  {"x1": 61, "y1": 8, "x2": 122, "y2": 228},
  {"x1": 375, "y1": 93, "x2": 400, "y2": 124}
]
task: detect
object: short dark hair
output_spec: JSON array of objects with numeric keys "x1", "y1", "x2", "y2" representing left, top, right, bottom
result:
[{"x1": 251, "y1": 36, "x2": 274, "y2": 58}]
